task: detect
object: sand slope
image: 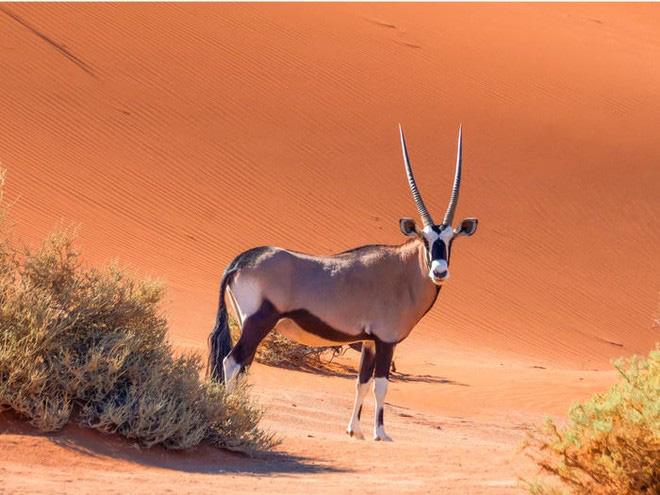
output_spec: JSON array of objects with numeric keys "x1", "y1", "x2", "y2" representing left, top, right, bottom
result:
[{"x1": 0, "y1": 3, "x2": 658, "y2": 493}]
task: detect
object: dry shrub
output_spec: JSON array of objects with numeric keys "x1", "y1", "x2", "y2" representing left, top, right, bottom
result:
[
  {"x1": 228, "y1": 315, "x2": 347, "y2": 371},
  {"x1": 0, "y1": 177, "x2": 274, "y2": 454},
  {"x1": 524, "y1": 347, "x2": 659, "y2": 494}
]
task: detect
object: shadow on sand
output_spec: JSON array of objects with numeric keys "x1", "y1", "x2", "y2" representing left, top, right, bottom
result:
[
  {"x1": 260, "y1": 360, "x2": 468, "y2": 386},
  {"x1": 389, "y1": 371, "x2": 469, "y2": 386},
  {"x1": 0, "y1": 411, "x2": 345, "y2": 476},
  {"x1": 261, "y1": 360, "x2": 358, "y2": 379},
  {"x1": 258, "y1": 344, "x2": 469, "y2": 386}
]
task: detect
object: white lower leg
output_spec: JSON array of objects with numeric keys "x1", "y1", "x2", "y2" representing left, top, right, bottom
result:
[
  {"x1": 347, "y1": 379, "x2": 371, "y2": 439},
  {"x1": 223, "y1": 354, "x2": 241, "y2": 393},
  {"x1": 373, "y1": 377, "x2": 392, "y2": 441}
]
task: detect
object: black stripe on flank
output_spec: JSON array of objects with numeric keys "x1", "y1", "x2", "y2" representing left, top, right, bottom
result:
[{"x1": 281, "y1": 308, "x2": 370, "y2": 344}]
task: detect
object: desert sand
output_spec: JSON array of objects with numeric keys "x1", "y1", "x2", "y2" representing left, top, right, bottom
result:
[{"x1": 0, "y1": 3, "x2": 658, "y2": 494}]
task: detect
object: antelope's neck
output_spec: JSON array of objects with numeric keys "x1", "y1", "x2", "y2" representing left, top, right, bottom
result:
[{"x1": 399, "y1": 238, "x2": 440, "y2": 320}]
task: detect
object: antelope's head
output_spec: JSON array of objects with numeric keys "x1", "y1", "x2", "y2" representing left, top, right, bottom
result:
[{"x1": 398, "y1": 125, "x2": 478, "y2": 286}]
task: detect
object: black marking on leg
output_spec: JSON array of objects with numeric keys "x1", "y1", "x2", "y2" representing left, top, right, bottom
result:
[
  {"x1": 357, "y1": 405, "x2": 362, "y2": 421},
  {"x1": 377, "y1": 408, "x2": 384, "y2": 427},
  {"x1": 231, "y1": 299, "x2": 279, "y2": 368},
  {"x1": 374, "y1": 339, "x2": 395, "y2": 379},
  {"x1": 349, "y1": 431, "x2": 354, "y2": 438},
  {"x1": 358, "y1": 342, "x2": 376, "y2": 383}
]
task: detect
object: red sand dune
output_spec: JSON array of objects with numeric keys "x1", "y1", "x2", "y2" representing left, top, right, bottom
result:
[{"x1": 0, "y1": 3, "x2": 658, "y2": 494}]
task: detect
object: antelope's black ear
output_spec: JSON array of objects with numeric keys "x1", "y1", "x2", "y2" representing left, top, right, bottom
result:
[
  {"x1": 400, "y1": 218, "x2": 421, "y2": 237},
  {"x1": 454, "y1": 218, "x2": 478, "y2": 237}
]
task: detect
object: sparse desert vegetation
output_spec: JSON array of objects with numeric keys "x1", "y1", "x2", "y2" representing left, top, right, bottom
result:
[
  {"x1": 524, "y1": 348, "x2": 659, "y2": 494},
  {"x1": 228, "y1": 315, "x2": 348, "y2": 372},
  {"x1": 0, "y1": 175, "x2": 274, "y2": 455}
]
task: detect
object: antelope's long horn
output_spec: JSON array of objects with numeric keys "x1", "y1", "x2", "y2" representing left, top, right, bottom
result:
[
  {"x1": 399, "y1": 124, "x2": 434, "y2": 228},
  {"x1": 442, "y1": 125, "x2": 462, "y2": 226}
]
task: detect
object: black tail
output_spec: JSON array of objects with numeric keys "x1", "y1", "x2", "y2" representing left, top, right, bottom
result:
[{"x1": 207, "y1": 269, "x2": 234, "y2": 382}]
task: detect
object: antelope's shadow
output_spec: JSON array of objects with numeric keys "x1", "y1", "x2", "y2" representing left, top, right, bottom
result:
[{"x1": 258, "y1": 353, "x2": 469, "y2": 386}]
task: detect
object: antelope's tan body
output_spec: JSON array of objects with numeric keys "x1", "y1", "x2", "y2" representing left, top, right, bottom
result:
[{"x1": 226, "y1": 240, "x2": 439, "y2": 347}]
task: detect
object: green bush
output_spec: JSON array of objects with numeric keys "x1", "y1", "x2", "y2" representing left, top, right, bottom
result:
[
  {"x1": 524, "y1": 348, "x2": 659, "y2": 494},
  {"x1": 0, "y1": 176, "x2": 275, "y2": 454}
]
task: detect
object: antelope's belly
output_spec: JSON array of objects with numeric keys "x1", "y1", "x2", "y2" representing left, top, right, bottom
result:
[{"x1": 274, "y1": 317, "x2": 363, "y2": 347}]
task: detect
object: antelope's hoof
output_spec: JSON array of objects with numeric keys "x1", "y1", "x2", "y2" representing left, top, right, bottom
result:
[
  {"x1": 347, "y1": 430, "x2": 365, "y2": 440},
  {"x1": 374, "y1": 434, "x2": 393, "y2": 442}
]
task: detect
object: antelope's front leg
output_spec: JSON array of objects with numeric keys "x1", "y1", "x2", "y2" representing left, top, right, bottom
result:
[
  {"x1": 373, "y1": 339, "x2": 395, "y2": 441},
  {"x1": 347, "y1": 342, "x2": 375, "y2": 440}
]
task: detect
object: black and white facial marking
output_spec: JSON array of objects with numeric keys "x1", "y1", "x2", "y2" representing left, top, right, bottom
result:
[
  {"x1": 421, "y1": 224, "x2": 454, "y2": 285},
  {"x1": 400, "y1": 217, "x2": 479, "y2": 286}
]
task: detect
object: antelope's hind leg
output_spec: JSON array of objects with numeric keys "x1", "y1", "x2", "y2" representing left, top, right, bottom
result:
[
  {"x1": 223, "y1": 299, "x2": 279, "y2": 391},
  {"x1": 347, "y1": 341, "x2": 376, "y2": 440},
  {"x1": 373, "y1": 339, "x2": 395, "y2": 442}
]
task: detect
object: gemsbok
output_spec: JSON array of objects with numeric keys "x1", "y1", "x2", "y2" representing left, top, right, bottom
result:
[{"x1": 208, "y1": 125, "x2": 478, "y2": 441}]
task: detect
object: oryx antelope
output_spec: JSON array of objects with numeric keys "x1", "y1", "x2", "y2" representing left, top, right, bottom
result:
[{"x1": 208, "y1": 125, "x2": 478, "y2": 441}]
